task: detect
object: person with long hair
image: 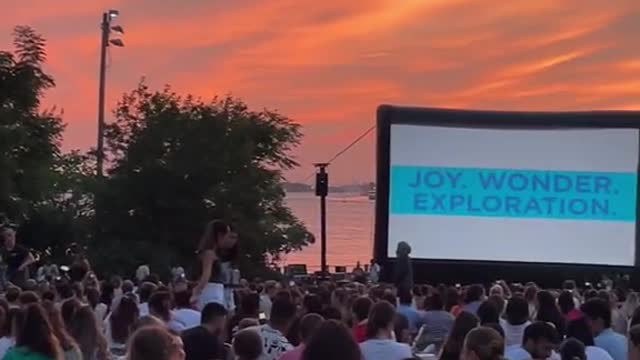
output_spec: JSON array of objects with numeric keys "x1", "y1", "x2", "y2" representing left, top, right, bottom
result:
[
  {"x1": 500, "y1": 296, "x2": 531, "y2": 348},
  {"x1": 440, "y1": 311, "x2": 479, "y2": 360},
  {"x1": 536, "y1": 291, "x2": 566, "y2": 338},
  {"x1": 41, "y1": 301, "x2": 82, "y2": 360},
  {"x1": 566, "y1": 318, "x2": 613, "y2": 360},
  {"x1": 86, "y1": 287, "x2": 108, "y2": 327},
  {"x1": 191, "y1": 220, "x2": 238, "y2": 311},
  {"x1": 70, "y1": 306, "x2": 110, "y2": 360},
  {"x1": 462, "y1": 326, "x2": 505, "y2": 360},
  {"x1": 360, "y1": 301, "x2": 412, "y2": 360},
  {"x1": 61, "y1": 299, "x2": 81, "y2": 333},
  {"x1": 414, "y1": 292, "x2": 455, "y2": 353},
  {"x1": 559, "y1": 338, "x2": 587, "y2": 360},
  {"x1": 127, "y1": 326, "x2": 185, "y2": 360},
  {"x1": 4, "y1": 304, "x2": 63, "y2": 360},
  {"x1": 559, "y1": 291, "x2": 582, "y2": 322},
  {"x1": 302, "y1": 320, "x2": 362, "y2": 360},
  {"x1": 107, "y1": 294, "x2": 139, "y2": 356}
]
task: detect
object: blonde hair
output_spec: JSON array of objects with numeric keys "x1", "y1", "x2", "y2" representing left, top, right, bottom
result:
[{"x1": 464, "y1": 327, "x2": 504, "y2": 360}]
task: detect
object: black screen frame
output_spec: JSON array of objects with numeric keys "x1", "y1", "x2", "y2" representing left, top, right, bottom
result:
[{"x1": 375, "y1": 105, "x2": 640, "y2": 283}]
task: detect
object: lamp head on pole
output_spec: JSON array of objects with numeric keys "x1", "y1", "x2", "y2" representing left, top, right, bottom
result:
[{"x1": 108, "y1": 9, "x2": 119, "y2": 19}]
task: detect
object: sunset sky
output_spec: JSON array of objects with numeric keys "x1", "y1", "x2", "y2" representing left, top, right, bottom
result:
[{"x1": 2, "y1": 0, "x2": 640, "y2": 184}]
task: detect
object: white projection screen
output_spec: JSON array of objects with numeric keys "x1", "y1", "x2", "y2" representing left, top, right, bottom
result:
[{"x1": 375, "y1": 106, "x2": 640, "y2": 268}]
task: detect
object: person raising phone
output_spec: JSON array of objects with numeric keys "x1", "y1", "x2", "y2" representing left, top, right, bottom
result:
[{"x1": 192, "y1": 220, "x2": 238, "y2": 311}]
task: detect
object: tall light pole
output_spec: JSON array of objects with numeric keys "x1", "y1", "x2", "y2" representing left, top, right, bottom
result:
[
  {"x1": 314, "y1": 163, "x2": 329, "y2": 278},
  {"x1": 96, "y1": 9, "x2": 124, "y2": 177}
]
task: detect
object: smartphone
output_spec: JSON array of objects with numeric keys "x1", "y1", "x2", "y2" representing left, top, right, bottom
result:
[{"x1": 259, "y1": 312, "x2": 266, "y2": 320}]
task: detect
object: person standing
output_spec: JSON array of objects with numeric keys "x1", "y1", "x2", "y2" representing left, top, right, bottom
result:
[
  {"x1": 1, "y1": 226, "x2": 35, "y2": 289},
  {"x1": 393, "y1": 242, "x2": 413, "y2": 295},
  {"x1": 192, "y1": 220, "x2": 238, "y2": 311}
]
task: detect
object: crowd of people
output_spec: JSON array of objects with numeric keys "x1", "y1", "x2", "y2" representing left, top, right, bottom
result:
[{"x1": 2, "y1": 222, "x2": 640, "y2": 360}]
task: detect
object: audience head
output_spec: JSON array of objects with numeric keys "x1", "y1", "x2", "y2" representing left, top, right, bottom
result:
[
  {"x1": 40, "y1": 300, "x2": 76, "y2": 352},
  {"x1": 302, "y1": 320, "x2": 362, "y2": 360},
  {"x1": 559, "y1": 338, "x2": 586, "y2": 360},
  {"x1": 138, "y1": 282, "x2": 158, "y2": 304},
  {"x1": 127, "y1": 326, "x2": 185, "y2": 360},
  {"x1": 522, "y1": 321, "x2": 559, "y2": 360},
  {"x1": 6, "y1": 287, "x2": 20, "y2": 304},
  {"x1": 465, "y1": 285, "x2": 485, "y2": 304},
  {"x1": 239, "y1": 292, "x2": 260, "y2": 317},
  {"x1": 366, "y1": 301, "x2": 396, "y2": 339},
  {"x1": 629, "y1": 324, "x2": 640, "y2": 360},
  {"x1": 425, "y1": 292, "x2": 445, "y2": 311},
  {"x1": 173, "y1": 290, "x2": 192, "y2": 309},
  {"x1": 477, "y1": 300, "x2": 500, "y2": 325},
  {"x1": 269, "y1": 298, "x2": 296, "y2": 332},
  {"x1": 70, "y1": 305, "x2": 109, "y2": 360},
  {"x1": 580, "y1": 298, "x2": 611, "y2": 336},
  {"x1": 442, "y1": 311, "x2": 479, "y2": 359},
  {"x1": 111, "y1": 294, "x2": 140, "y2": 344},
  {"x1": 233, "y1": 329, "x2": 263, "y2": 360},
  {"x1": 463, "y1": 326, "x2": 504, "y2": 360},
  {"x1": 558, "y1": 291, "x2": 576, "y2": 315},
  {"x1": 16, "y1": 304, "x2": 62, "y2": 359},
  {"x1": 566, "y1": 318, "x2": 595, "y2": 346},
  {"x1": 302, "y1": 294, "x2": 323, "y2": 315},
  {"x1": 299, "y1": 313, "x2": 324, "y2": 344},
  {"x1": 398, "y1": 289, "x2": 412, "y2": 306},
  {"x1": 352, "y1": 296, "x2": 373, "y2": 322},
  {"x1": 201, "y1": 302, "x2": 228, "y2": 335},
  {"x1": 505, "y1": 295, "x2": 529, "y2": 326},
  {"x1": 18, "y1": 291, "x2": 40, "y2": 306},
  {"x1": 149, "y1": 291, "x2": 172, "y2": 322},
  {"x1": 61, "y1": 298, "x2": 82, "y2": 331}
]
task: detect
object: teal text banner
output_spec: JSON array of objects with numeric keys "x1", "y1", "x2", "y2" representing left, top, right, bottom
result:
[{"x1": 390, "y1": 166, "x2": 637, "y2": 222}]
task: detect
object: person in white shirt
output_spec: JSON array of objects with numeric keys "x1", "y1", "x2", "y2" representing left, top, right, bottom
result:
[
  {"x1": 505, "y1": 322, "x2": 558, "y2": 360},
  {"x1": 248, "y1": 297, "x2": 296, "y2": 360},
  {"x1": 136, "y1": 282, "x2": 157, "y2": 317},
  {"x1": 502, "y1": 296, "x2": 532, "y2": 348},
  {"x1": 169, "y1": 290, "x2": 201, "y2": 333},
  {"x1": 360, "y1": 301, "x2": 413, "y2": 360},
  {"x1": 259, "y1": 280, "x2": 278, "y2": 321}
]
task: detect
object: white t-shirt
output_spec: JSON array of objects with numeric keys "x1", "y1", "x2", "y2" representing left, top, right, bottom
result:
[
  {"x1": 586, "y1": 346, "x2": 614, "y2": 360},
  {"x1": 505, "y1": 345, "x2": 560, "y2": 360},
  {"x1": 259, "y1": 295, "x2": 272, "y2": 320},
  {"x1": 139, "y1": 302, "x2": 149, "y2": 317},
  {"x1": 169, "y1": 308, "x2": 201, "y2": 332},
  {"x1": 501, "y1": 319, "x2": 531, "y2": 347},
  {"x1": 360, "y1": 339, "x2": 412, "y2": 360}
]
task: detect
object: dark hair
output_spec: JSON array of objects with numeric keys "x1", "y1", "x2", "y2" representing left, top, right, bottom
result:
[
  {"x1": 580, "y1": 299, "x2": 611, "y2": 328},
  {"x1": 382, "y1": 292, "x2": 397, "y2": 307},
  {"x1": 128, "y1": 326, "x2": 183, "y2": 360},
  {"x1": 198, "y1": 220, "x2": 230, "y2": 252},
  {"x1": 6, "y1": 287, "x2": 20, "y2": 303},
  {"x1": 270, "y1": 298, "x2": 296, "y2": 328},
  {"x1": 477, "y1": 301, "x2": 500, "y2": 325},
  {"x1": 148, "y1": 291, "x2": 172, "y2": 322},
  {"x1": 233, "y1": 329, "x2": 263, "y2": 360},
  {"x1": 352, "y1": 296, "x2": 373, "y2": 322},
  {"x1": 483, "y1": 323, "x2": 505, "y2": 339},
  {"x1": 0, "y1": 307, "x2": 6, "y2": 338},
  {"x1": 321, "y1": 306, "x2": 342, "y2": 321},
  {"x1": 563, "y1": 280, "x2": 577, "y2": 291},
  {"x1": 201, "y1": 302, "x2": 228, "y2": 324},
  {"x1": 505, "y1": 295, "x2": 529, "y2": 325},
  {"x1": 302, "y1": 320, "x2": 362, "y2": 360},
  {"x1": 61, "y1": 298, "x2": 82, "y2": 331},
  {"x1": 42, "y1": 291, "x2": 55, "y2": 302},
  {"x1": 138, "y1": 282, "x2": 157, "y2": 303},
  {"x1": 57, "y1": 282, "x2": 75, "y2": 300},
  {"x1": 630, "y1": 324, "x2": 640, "y2": 347},
  {"x1": 18, "y1": 291, "x2": 40, "y2": 306},
  {"x1": 70, "y1": 305, "x2": 110, "y2": 360},
  {"x1": 441, "y1": 311, "x2": 479, "y2": 360},
  {"x1": 173, "y1": 290, "x2": 191, "y2": 309},
  {"x1": 523, "y1": 321, "x2": 559, "y2": 345},
  {"x1": 536, "y1": 291, "x2": 566, "y2": 337},
  {"x1": 122, "y1": 280, "x2": 135, "y2": 294},
  {"x1": 131, "y1": 315, "x2": 165, "y2": 333},
  {"x1": 110, "y1": 295, "x2": 139, "y2": 344},
  {"x1": 631, "y1": 306, "x2": 640, "y2": 328},
  {"x1": 398, "y1": 289, "x2": 412, "y2": 305},
  {"x1": 366, "y1": 301, "x2": 396, "y2": 339},
  {"x1": 240, "y1": 292, "x2": 260, "y2": 317},
  {"x1": 300, "y1": 313, "x2": 324, "y2": 343},
  {"x1": 16, "y1": 304, "x2": 62, "y2": 359},
  {"x1": 559, "y1": 338, "x2": 586, "y2": 360},
  {"x1": 566, "y1": 318, "x2": 595, "y2": 346},
  {"x1": 558, "y1": 291, "x2": 575, "y2": 315},
  {"x1": 86, "y1": 287, "x2": 100, "y2": 309},
  {"x1": 425, "y1": 293, "x2": 444, "y2": 311},
  {"x1": 303, "y1": 294, "x2": 323, "y2": 315},
  {"x1": 465, "y1": 285, "x2": 485, "y2": 304},
  {"x1": 464, "y1": 327, "x2": 504, "y2": 360},
  {"x1": 41, "y1": 300, "x2": 78, "y2": 351}
]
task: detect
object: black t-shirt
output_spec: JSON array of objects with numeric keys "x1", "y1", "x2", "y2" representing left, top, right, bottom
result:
[
  {"x1": 181, "y1": 326, "x2": 226, "y2": 360},
  {"x1": 2, "y1": 245, "x2": 29, "y2": 284}
]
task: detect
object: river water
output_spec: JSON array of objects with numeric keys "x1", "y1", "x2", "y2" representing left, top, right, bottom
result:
[{"x1": 282, "y1": 192, "x2": 375, "y2": 272}]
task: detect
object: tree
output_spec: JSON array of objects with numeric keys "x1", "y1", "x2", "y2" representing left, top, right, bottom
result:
[
  {"x1": 97, "y1": 82, "x2": 312, "y2": 277},
  {"x1": 0, "y1": 26, "x2": 93, "y2": 264}
]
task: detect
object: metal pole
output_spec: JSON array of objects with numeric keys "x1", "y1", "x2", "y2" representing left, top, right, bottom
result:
[
  {"x1": 96, "y1": 12, "x2": 109, "y2": 177},
  {"x1": 314, "y1": 163, "x2": 329, "y2": 278}
]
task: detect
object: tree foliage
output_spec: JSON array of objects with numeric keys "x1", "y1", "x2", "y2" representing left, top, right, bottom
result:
[{"x1": 96, "y1": 83, "x2": 311, "y2": 277}]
